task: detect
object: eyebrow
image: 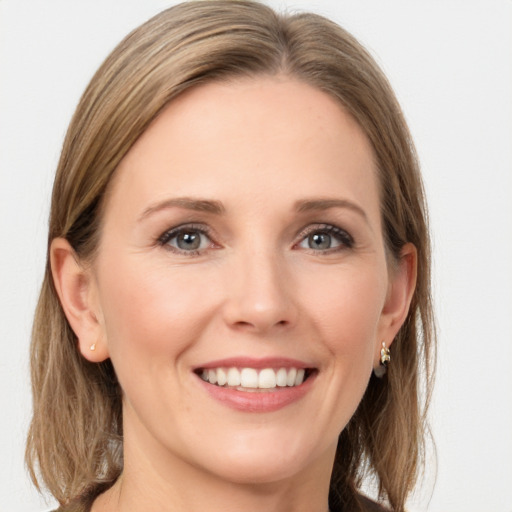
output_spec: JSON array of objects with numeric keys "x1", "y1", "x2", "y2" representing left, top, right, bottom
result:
[
  {"x1": 138, "y1": 197, "x2": 225, "y2": 221},
  {"x1": 294, "y1": 198, "x2": 369, "y2": 222},
  {"x1": 138, "y1": 196, "x2": 368, "y2": 223}
]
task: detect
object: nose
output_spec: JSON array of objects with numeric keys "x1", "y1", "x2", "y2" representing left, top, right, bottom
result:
[{"x1": 222, "y1": 247, "x2": 297, "y2": 334}]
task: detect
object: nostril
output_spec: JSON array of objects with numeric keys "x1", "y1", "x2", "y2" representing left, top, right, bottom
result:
[
  {"x1": 235, "y1": 319, "x2": 289, "y2": 328},
  {"x1": 234, "y1": 320, "x2": 253, "y2": 327}
]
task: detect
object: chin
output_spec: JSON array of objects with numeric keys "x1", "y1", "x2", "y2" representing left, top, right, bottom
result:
[
  {"x1": 204, "y1": 454, "x2": 310, "y2": 486},
  {"x1": 190, "y1": 428, "x2": 332, "y2": 486}
]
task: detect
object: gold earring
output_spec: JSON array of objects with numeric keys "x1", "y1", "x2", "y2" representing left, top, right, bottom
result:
[
  {"x1": 89, "y1": 343, "x2": 96, "y2": 351},
  {"x1": 380, "y1": 341, "x2": 391, "y2": 366},
  {"x1": 374, "y1": 341, "x2": 390, "y2": 378}
]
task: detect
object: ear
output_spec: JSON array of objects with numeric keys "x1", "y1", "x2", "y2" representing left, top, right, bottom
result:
[
  {"x1": 50, "y1": 238, "x2": 109, "y2": 363},
  {"x1": 375, "y1": 243, "x2": 417, "y2": 365}
]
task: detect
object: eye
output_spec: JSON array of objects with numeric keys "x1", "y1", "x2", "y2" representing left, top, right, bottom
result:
[
  {"x1": 297, "y1": 224, "x2": 354, "y2": 252},
  {"x1": 158, "y1": 225, "x2": 213, "y2": 254}
]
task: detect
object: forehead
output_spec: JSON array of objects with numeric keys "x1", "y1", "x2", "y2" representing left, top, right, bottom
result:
[{"x1": 107, "y1": 76, "x2": 379, "y2": 222}]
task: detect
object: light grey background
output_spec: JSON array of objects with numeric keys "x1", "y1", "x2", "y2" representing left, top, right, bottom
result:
[{"x1": 1, "y1": 1, "x2": 511, "y2": 511}]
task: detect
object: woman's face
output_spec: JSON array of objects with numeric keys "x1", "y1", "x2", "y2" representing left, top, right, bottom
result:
[{"x1": 84, "y1": 77, "x2": 412, "y2": 485}]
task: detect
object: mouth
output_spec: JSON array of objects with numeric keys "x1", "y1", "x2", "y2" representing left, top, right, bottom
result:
[
  {"x1": 193, "y1": 358, "x2": 317, "y2": 412},
  {"x1": 194, "y1": 366, "x2": 316, "y2": 392}
]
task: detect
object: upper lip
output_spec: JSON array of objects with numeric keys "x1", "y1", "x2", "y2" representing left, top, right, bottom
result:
[{"x1": 194, "y1": 357, "x2": 315, "y2": 371}]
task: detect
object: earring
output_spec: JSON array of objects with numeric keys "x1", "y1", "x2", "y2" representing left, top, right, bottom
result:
[
  {"x1": 374, "y1": 341, "x2": 390, "y2": 378},
  {"x1": 89, "y1": 343, "x2": 96, "y2": 351},
  {"x1": 380, "y1": 341, "x2": 391, "y2": 365}
]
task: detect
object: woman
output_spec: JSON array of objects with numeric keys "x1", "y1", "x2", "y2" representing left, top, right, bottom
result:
[{"x1": 25, "y1": 2, "x2": 435, "y2": 511}]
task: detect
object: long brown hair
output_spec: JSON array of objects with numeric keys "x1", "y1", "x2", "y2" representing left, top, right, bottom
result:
[{"x1": 26, "y1": 2, "x2": 435, "y2": 510}]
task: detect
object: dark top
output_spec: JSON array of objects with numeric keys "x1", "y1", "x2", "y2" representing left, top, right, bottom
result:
[{"x1": 357, "y1": 495, "x2": 391, "y2": 512}]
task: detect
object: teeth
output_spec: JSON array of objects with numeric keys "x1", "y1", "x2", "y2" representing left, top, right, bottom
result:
[
  {"x1": 227, "y1": 367, "x2": 241, "y2": 387},
  {"x1": 286, "y1": 368, "x2": 297, "y2": 386},
  {"x1": 276, "y1": 368, "x2": 288, "y2": 387},
  {"x1": 217, "y1": 367, "x2": 227, "y2": 386},
  {"x1": 199, "y1": 366, "x2": 309, "y2": 389},
  {"x1": 258, "y1": 368, "x2": 276, "y2": 388},
  {"x1": 208, "y1": 369, "x2": 217, "y2": 385},
  {"x1": 240, "y1": 368, "x2": 258, "y2": 388}
]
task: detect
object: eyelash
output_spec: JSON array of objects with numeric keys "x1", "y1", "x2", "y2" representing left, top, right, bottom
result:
[
  {"x1": 156, "y1": 223, "x2": 354, "y2": 255},
  {"x1": 295, "y1": 223, "x2": 355, "y2": 253},
  {"x1": 157, "y1": 223, "x2": 216, "y2": 256}
]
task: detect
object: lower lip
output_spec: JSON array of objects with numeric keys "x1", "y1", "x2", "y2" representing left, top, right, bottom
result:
[{"x1": 196, "y1": 373, "x2": 316, "y2": 413}]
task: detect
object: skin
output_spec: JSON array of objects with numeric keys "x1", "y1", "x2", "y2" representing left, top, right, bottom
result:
[{"x1": 51, "y1": 77, "x2": 416, "y2": 512}]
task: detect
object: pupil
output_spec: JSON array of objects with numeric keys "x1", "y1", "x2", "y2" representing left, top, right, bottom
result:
[
  {"x1": 310, "y1": 232, "x2": 331, "y2": 249},
  {"x1": 178, "y1": 231, "x2": 200, "y2": 250}
]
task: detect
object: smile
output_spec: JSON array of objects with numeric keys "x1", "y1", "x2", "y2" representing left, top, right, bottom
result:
[
  {"x1": 194, "y1": 358, "x2": 317, "y2": 412},
  {"x1": 197, "y1": 367, "x2": 312, "y2": 391}
]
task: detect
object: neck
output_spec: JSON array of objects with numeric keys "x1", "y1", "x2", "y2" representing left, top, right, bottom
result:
[
  {"x1": 97, "y1": 470, "x2": 331, "y2": 512},
  {"x1": 92, "y1": 414, "x2": 334, "y2": 512}
]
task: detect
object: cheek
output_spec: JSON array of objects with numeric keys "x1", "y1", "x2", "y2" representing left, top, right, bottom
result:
[
  {"x1": 96, "y1": 256, "x2": 220, "y2": 365},
  {"x1": 306, "y1": 265, "x2": 387, "y2": 426},
  {"x1": 303, "y1": 264, "x2": 387, "y2": 361}
]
